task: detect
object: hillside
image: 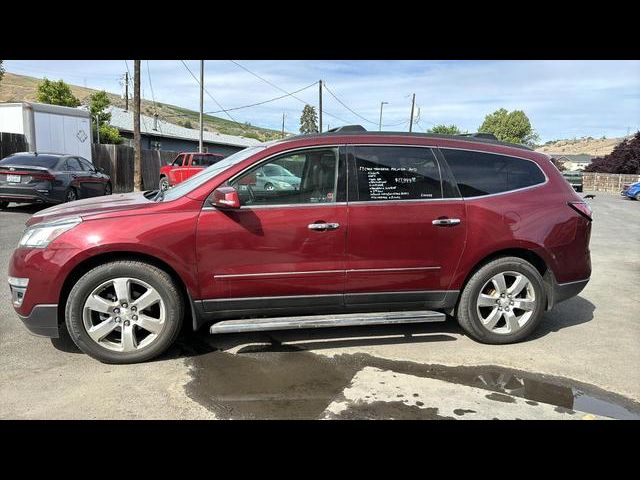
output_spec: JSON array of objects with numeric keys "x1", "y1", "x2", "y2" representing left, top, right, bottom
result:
[
  {"x1": 535, "y1": 136, "x2": 626, "y2": 157},
  {"x1": 0, "y1": 72, "x2": 283, "y2": 141}
]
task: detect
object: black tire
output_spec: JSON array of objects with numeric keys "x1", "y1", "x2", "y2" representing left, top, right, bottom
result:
[
  {"x1": 65, "y1": 260, "x2": 184, "y2": 364},
  {"x1": 65, "y1": 187, "x2": 77, "y2": 203},
  {"x1": 455, "y1": 256, "x2": 546, "y2": 344},
  {"x1": 264, "y1": 183, "x2": 274, "y2": 191},
  {"x1": 159, "y1": 177, "x2": 169, "y2": 191},
  {"x1": 0, "y1": 201, "x2": 8, "y2": 209},
  {"x1": 104, "y1": 183, "x2": 112, "y2": 196},
  {"x1": 635, "y1": 193, "x2": 640, "y2": 201}
]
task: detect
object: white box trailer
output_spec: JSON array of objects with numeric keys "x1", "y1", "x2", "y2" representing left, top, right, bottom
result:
[{"x1": 0, "y1": 102, "x2": 92, "y2": 161}]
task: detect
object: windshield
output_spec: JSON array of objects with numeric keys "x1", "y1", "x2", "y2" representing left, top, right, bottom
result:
[{"x1": 160, "y1": 146, "x2": 265, "y2": 201}]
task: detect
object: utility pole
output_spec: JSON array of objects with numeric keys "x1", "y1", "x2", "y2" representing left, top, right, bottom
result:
[
  {"x1": 409, "y1": 93, "x2": 416, "y2": 133},
  {"x1": 318, "y1": 80, "x2": 323, "y2": 133},
  {"x1": 124, "y1": 71, "x2": 129, "y2": 112},
  {"x1": 133, "y1": 60, "x2": 142, "y2": 191},
  {"x1": 281, "y1": 113, "x2": 286, "y2": 138},
  {"x1": 379, "y1": 101, "x2": 388, "y2": 131},
  {"x1": 199, "y1": 60, "x2": 204, "y2": 153}
]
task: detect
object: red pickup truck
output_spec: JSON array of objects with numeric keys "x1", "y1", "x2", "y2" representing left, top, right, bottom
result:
[{"x1": 159, "y1": 152, "x2": 224, "y2": 190}]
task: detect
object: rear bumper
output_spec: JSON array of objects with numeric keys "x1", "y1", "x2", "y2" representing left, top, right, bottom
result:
[
  {"x1": 553, "y1": 278, "x2": 589, "y2": 306},
  {"x1": 17, "y1": 304, "x2": 59, "y2": 338},
  {"x1": 0, "y1": 190, "x2": 56, "y2": 204}
]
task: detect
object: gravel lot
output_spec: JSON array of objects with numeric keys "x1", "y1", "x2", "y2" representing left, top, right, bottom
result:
[{"x1": 1, "y1": 192, "x2": 638, "y2": 419}]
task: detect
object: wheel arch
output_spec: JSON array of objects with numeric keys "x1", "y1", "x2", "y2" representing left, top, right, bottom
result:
[
  {"x1": 58, "y1": 251, "x2": 196, "y2": 330},
  {"x1": 454, "y1": 247, "x2": 556, "y2": 315}
]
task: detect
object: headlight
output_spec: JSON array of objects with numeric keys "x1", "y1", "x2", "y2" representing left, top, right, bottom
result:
[{"x1": 19, "y1": 217, "x2": 82, "y2": 248}]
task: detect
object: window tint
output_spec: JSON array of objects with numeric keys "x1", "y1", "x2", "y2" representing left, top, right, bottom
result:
[
  {"x1": 192, "y1": 154, "x2": 222, "y2": 167},
  {"x1": 230, "y1": 148, "x2": 337, "y2": 206},
  {"x1": 353, "y1": 146, "x2": 442, "y2": 201},
  {"x1": 172, "y1": 155, "x2": 185, "y2": 167},
  {"x1": 441, "y1": 149, "x2": 545, "y2": 197},
  {"x1": 66, "y1": 157, "x2": 82, "y2": 171}
]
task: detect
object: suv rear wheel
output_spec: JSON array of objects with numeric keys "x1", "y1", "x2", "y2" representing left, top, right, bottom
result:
[
  {"x1": 456, "y1": 256, "x2": 546, "y2": 344},
  {"x1": 65, "y1": 260, "x2": 184, "y2": 363}
]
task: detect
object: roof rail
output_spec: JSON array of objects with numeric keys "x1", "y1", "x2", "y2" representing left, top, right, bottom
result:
[
  {"x1": 325, "y1": 125, "x2": 367, "y2": 133},
  {"x1": 459, "y1": 132, "x2": 498, "y2": 141}
]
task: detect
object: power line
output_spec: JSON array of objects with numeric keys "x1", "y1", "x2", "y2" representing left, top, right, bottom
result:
[
  {"x1": 229, "y1": 60, "x2": 352, "y2": 125},
  {"x1": 162, "y1": 81, "x2": 319, "y2": 119},
  {"x1": 180, "y1": 60, "x2": 238, "y2": 123},
  {"x1": 145, "y1": 60, "x2": 158, "y2": 113},
  {"x1": 322, "y1": 82, "x2": 378, "y2": 126}
]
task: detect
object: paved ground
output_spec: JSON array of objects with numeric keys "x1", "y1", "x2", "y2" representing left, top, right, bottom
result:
[{"x1": 1, "y1": 193, "x2": 639, "y2": 419}]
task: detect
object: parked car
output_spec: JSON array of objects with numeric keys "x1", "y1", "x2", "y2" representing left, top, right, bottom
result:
[
  {"x1": 621, "y1": 181, "x2": 640, "y2": 200},
  {"x1": 8, "y1": 127, "x2": 592, "y2": 363},
  {"x1": 159, "y1": 152, "x2": 224, "y2": 191},
  {"x1": 562, "y1": 170, "x2": 583, "y2": 192},
  {"x1": 0, "y1": 152, "x2": 111, "y2": 209}
]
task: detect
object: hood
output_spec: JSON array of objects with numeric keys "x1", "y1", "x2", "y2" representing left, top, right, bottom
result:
[{"x1": 27, "y1": 191, "x2": 154, "y2": 226}]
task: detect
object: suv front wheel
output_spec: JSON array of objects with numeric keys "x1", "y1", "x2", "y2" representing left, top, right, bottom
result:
[
  {"x1": 456, "y1": 256, "x2": 546, "y2": 344},
  {"x1": 65, "y1": 260, "x2": 184, "y2": 363}
]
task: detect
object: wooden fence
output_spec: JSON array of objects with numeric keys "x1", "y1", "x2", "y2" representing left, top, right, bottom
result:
[
  {"x1": 582, "y1": 172, "x2": 640, "y2": 193},
  {"x1": 92, "y1": 144, "x2": 178, "y2": 193},
  {"x1": 0, "y1": 132, "x2": 28, "y2": 159}
]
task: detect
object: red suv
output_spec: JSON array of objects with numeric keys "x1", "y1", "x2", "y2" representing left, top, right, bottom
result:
[
  {"x1": 8, "y1": 127, "x2": 592, "y2": 363},
  {"x1": 159, "y1": 152, "x2": 224, "y2": 191}
]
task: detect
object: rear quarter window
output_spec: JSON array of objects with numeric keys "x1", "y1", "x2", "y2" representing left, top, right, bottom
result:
[{"x1": 441, "y1": 149, "x2": 546, "y2": 197}]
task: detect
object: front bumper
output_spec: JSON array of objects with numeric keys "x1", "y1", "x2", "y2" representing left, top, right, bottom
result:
[{"x1": 17, "y1": 304, "x2": 59, "y2": 338}]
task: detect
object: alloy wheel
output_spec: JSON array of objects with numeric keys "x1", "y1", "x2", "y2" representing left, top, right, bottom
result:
[
  {"x1": 82, "y1": 277, "x2": 166, "y2": 352},
  {"x1": 476, "y1": 271, "x2": 536, "y2": 335}
]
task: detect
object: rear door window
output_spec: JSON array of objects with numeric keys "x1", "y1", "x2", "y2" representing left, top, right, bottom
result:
[
  {"x1": 66, "y1": 157, "x2": 82, "y2": 171},
  {"x1": 351, "y1": 146, "x2": 444, "y2": 201},
  {"x1": 440, "y1": 149, "x2": 546, "y2": 197}
]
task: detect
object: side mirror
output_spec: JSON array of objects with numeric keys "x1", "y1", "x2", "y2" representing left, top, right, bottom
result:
[{"x1": 210, "y1": 186, "x2": 241, "y2": 209}]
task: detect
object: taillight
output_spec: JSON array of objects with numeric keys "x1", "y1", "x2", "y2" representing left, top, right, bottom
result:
[
  {"x1": 31, "y1": 173, "x2": 55, "y2": 181},
  {"x1": 568, "y1": 201, "x2": 592, "y2": 221}
]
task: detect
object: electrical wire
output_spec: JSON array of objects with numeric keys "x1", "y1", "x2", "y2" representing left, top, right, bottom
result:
[
  {"x1": 180, "y1": 60, "x2": 238, "y2": 123},
  {"x1": 162, "y1": 81, "x2": 319, "y2": 118},
  {"x1": 321, "y1": 82, "x2": 378, "y2": 126},
  {"x1": 229, "y1": 60, "x2": 352, "y2": 125}
]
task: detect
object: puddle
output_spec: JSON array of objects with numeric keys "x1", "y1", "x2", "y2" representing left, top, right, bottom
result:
[{"x1": 183, "y1": 338, "x2": 640, "y2": 420}]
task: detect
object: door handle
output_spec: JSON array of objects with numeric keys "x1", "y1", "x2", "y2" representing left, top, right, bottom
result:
[
  {"x1": 308, "y1": 222, "x2": 340, "y2": 231},
  {"x1": 432, "y1": 218, "x2": 461, "y2": 226}
]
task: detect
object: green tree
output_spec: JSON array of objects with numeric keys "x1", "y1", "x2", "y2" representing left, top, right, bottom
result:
[
  {"x1": 427, "y1": 124, "x2": 465, "y2": 135},
  {"x1": 299, "y1": 104, "x2": 319, "y2": 134},
  {"x1": 87, "y1": 90, "x2": 121, "y2": 144},
  {"x1": 36, "y1": 78, "x2": 80, "y2": 107},
  {"x1": 478, "y1": 108, "x2": 539, "y2": 147},
  {"x1": 183, "y1": 119, "x2": 193, "y2": 129},
  {"x1": 97, "y1": 124, "x2": 123, "y2": 144},
  {"x1": 0, "y1": 60, "x2": 5, "y2": 83},
  {"x1": 89, "y1": 90, "x2": 112, "y2": 126}
]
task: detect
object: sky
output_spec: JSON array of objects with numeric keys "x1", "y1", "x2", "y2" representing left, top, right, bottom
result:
[{"x1": 4, "y1": 60, "x2": 639, "y2": 142}]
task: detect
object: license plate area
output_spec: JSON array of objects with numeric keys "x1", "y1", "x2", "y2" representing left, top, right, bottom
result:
[{"x1": 7, "y1": 174, "x2": 22, "y2": 183}]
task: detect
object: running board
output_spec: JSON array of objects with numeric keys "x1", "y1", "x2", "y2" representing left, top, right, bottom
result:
[{"x1": 209, "y1": 310, "x2": 446, "y2": 334}]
